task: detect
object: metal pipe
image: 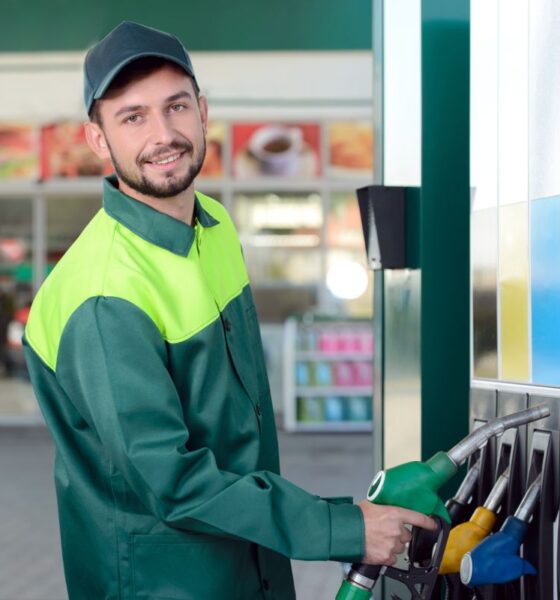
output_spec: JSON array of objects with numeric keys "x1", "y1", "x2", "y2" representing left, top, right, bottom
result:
[
  {"x1": 483, "y1": 466, "x2": 510, "y2": 513},
  {"x1": 447, "y1": 406, "x2": 550, "y2": 467},
  {"x1": 453, "y1": 460, "x2": 481, "y2": 505},
  {"x1": 514, "y1": 473, "x2": 542, "y2": 523}
]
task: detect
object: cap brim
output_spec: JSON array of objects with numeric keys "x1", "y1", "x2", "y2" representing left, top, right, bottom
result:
[{"x1": 94, "y1": 51, "x2": 198, "y2": 101}]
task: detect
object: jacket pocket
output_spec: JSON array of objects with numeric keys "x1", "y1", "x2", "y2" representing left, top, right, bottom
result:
[{"x1": 130, "y1": 533, "x2": 261, "y2": 600}]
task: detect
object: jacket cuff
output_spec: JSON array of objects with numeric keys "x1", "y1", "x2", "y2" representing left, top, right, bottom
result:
[
  {"x1": 322, "y1": 496, "x2": 354, "y2": 505},
  {"x1": 328, "y1": 502, "x2": 365, "y2": 562}
]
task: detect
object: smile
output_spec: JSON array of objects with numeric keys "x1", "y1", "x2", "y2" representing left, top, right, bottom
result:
[
  {"x1": 145, "y1": 152, "x2": 186, "y2": 170},
  {"x1": 154, "y1": 153, "x2": 181, "y2": 165}
]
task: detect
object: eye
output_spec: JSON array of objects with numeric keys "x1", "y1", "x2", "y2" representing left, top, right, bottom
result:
[
  {"x1": 170, "y1": 104, "x2": 186, "y2": 113},
  {"x1": 125, "y1": 114, "x2": 142, "y2": 124}
]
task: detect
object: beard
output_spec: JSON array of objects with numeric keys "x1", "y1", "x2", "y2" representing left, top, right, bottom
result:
[{"x1": 107, "y1": 136, "x2": 206, "y2": 199}]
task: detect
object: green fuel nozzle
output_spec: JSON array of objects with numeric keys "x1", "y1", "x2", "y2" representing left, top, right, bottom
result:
[
  {"x1": 336, "y1": 405, "x2": 550, "y2": 600},
  {"x1": 367, "y1": 451, "x2": 456, "y2": 522}
]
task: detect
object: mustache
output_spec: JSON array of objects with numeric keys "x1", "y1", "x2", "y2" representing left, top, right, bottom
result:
[{"x1": 139, "y1": 140, "x2": 194, "y2": 164}]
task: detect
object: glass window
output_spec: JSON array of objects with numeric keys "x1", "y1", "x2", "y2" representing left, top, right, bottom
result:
[
  {"x1": 233, "y1": 192, "x2": 323, "y2": 320},
  {"x1": 325, "y1": 192, "x2": 372, "y2": 317},
  {"x1": 233, "y1": 192, "x2": 323, "y2": 285}
]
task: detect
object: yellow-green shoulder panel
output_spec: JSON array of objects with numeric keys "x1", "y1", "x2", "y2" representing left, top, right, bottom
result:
[{"x1": 25, "y1": 197, "x2": 249, "y2": 370}]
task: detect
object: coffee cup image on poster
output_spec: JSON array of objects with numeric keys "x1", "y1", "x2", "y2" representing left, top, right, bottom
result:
[{"x1": 232, "y1": 123, "x2": 321, "y2": 178}]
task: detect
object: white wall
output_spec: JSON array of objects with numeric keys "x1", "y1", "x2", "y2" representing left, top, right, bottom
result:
[{"x1": 0, "y1": 51, "x2": 373, "y2": 122}]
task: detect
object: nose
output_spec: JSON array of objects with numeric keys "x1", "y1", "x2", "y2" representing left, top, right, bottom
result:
[{"x1": 149, "y1": 112, "x2": 176, "y2": 146}]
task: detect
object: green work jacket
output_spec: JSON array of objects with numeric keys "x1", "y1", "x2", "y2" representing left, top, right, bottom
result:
[{"x1": 23, "y1": 175, "x2": 364, "y2": 600}]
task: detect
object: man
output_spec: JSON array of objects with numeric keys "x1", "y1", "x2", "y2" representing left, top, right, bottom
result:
[{"x1": 23, "y1": 21, "x2": 435, "y2": 600}]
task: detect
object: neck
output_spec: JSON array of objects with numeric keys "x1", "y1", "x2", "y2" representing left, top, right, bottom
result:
[{"x1": 117, "y1": 179, "x2": 196, "y2": 226}]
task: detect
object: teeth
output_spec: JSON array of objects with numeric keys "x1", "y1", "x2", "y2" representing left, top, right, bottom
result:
[{"x1": 154, "y1": 154, "x2": 180, "y2": 165}]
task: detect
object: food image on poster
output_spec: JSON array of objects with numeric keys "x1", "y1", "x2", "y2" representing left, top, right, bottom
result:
[
  {"x1": 199, "y1": 122, "x2": 225, "y2": 178},
  {"x1": 232, "y1": 123, "x2": 321, "y2": 178},
  {"x1": 328, "y1": 121, "x2": 373, "y2": 177},
  {"x1": 40, "y1": 122, "x2": 112, "y2": 179},
  {"x1": 0, "y1": 124, "x2": 39, "y2": 180}
]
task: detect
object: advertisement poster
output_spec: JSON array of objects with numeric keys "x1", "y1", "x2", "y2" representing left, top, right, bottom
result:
[
  {"x1": 328, "y1": 121, "x2": 373, "y2": 178},
  {"x1": 199, "y1": 122, "x2": 225, "y2": 178},
  {"x1": 232, "y1": 123, "x2": 321, "y2": 179},
  {"x1": 0, "y1": 124, "x2": 39, "y2": 180},
  {"x1": 40, "y1": 122, "x2": 112, "y2": 179}
]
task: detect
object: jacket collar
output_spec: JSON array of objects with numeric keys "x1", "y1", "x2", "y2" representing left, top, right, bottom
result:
[{"x1": 102, "y1": 175, "x2": 219, "y2": 256}]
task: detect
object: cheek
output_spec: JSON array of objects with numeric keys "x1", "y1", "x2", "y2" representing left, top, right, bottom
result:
[{"x1": 112, "y1": 134, "x2": 146, "y2": 164}]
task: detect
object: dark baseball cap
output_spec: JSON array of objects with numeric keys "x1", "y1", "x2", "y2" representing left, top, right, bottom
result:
[{"x1": 84, "y1": 21, "x2": 199, "y2": 114}]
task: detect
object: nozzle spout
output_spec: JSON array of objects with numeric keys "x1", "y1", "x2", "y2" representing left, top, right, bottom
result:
[
  {"x1": 447, "y1": 406, "x2": 550, "y2": 467},
  {"x1": 453, "y1": 459, "x2": 481, "y2": 505},
  {"x1": 483, "y1": 466, "x2": 510, "y2": 513},
  {"x1": 514, "y1": 473, "x2": 542, "y2": 523}
]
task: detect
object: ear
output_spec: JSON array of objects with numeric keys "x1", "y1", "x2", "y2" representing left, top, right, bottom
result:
[
  {"x1": 84, "y1": 121, "x2": 111, "y2": 160},
  {"x1": 198, "y1": 95, "x2": 209, "y2": 135}
]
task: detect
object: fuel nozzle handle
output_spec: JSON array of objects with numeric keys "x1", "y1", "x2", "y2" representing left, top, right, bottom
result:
[
  {"x1": 460, "y1": 474, "x2": 542, "y2": 587},
  {"x1": 409, "y1": 460, "x2": 481, "y2": 565},
  {"x1": 447, "y1": 406, "x2": 550, "y2": 467}
]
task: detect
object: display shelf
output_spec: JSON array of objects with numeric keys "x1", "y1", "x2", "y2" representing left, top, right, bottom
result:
[
  {"x1": 295, "y1": 351, "x2": 372, "y2": 361},
  {"x1": 295, "y1": 386, "x2": 373, "y2": 396},
  {"x1": 283, "y1": 316, "x2": 374, "y2": 432},
  {"x1": 290, "y1": 421, "x2": 372, "y2": 433}
]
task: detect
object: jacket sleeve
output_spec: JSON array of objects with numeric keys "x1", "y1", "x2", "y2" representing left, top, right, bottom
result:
[{"x1": 55, "y1": 296, "x2": 364, "y2": 563}]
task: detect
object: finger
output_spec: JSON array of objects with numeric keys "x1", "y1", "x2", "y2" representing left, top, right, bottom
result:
[
  {"x1": 400, "y1": 527, "x2": 412, "y2": 543},
  {"x1": 393, "y1": 541, "x2": 405, "y2": 555},
  {"x1": 394, "y1": 508, "x2": 437, "y2": 530},
  {"x1": 383, "y1": 554, "x2": 397, "y2": 566}
]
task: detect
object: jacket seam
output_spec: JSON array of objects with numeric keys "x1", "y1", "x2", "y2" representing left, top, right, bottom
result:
[
  {"x1": 108, "y1": 460, "x2": 123, "y2": 600},
  {"x1": 99, "y1": 219, "x2": 118, "y2": 297},
  {"x1": 164, "y1": 280, "x2": 250, "y2": 344}
]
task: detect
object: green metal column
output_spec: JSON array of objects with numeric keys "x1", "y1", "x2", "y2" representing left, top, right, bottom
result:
[{"x1": 420, "y1": 1, "x2": 470, "y2": 471}]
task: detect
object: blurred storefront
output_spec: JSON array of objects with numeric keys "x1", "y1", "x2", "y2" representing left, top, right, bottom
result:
[{"x1": 0, "y1": 49, "x2": 374, "y2": 422}]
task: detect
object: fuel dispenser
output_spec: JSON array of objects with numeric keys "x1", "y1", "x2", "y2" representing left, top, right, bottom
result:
[
  {"x1": 335, "y1": 406, "x2": 549, "y2": 600},
  {"x1": 455, "y1": 389, "x2": 560, "y2": 599},
  {"x1": 435, "y1": 392, "x2": 528, "y2": 600}
]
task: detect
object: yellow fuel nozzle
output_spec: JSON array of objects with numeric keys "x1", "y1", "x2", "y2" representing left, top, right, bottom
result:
[{"x1": 439, "y1": 506, "x2": 497, "y2": 574}]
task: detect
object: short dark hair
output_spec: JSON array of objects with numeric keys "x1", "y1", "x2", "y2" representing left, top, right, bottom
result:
[{"x1": 88, "y1": 56, "x2": 199, "y2": 126}]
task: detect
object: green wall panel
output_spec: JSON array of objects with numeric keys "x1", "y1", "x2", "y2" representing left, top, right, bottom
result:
[
  {"x1": 421, "y1": 0, "x2": 470, "y2": 470},
  {"x1": 2, "y1": 0, "x2": 372, "y2": 52}
]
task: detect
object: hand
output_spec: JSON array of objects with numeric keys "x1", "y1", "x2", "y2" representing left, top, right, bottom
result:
[{"x1": 358, "y1": 500, "x2": 437, "y2": 566}]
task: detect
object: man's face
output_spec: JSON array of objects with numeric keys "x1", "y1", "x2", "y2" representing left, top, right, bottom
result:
[{"x1": 89, "y1": 63, "x2": 207, "y2": 199}]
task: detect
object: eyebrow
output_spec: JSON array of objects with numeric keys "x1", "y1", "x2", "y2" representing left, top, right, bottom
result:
[{"x1": 114, "y1": 91, "x2": 194, "y2": 119}]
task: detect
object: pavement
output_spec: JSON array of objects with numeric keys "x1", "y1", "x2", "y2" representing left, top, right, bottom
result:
[{"x1": 0, "y1": 380, "x2": 374, "y2": 600}]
